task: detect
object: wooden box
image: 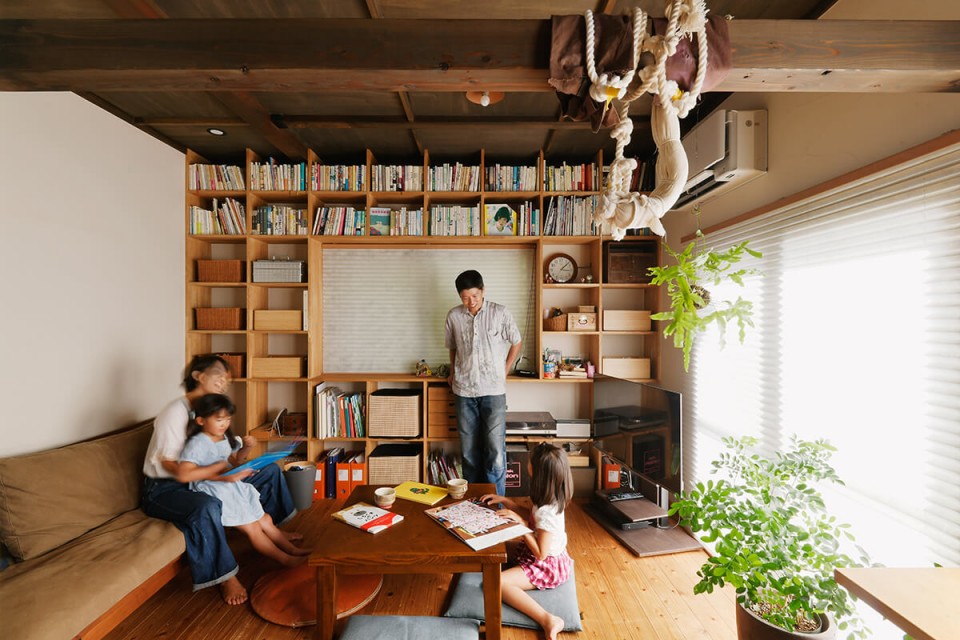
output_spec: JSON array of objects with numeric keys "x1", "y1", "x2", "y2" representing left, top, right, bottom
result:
[
  {"x1": 368, "y1": 389, "x2": 421, "y2": 437},
  {"x1": 254, "y1": 310, "x2": 302, "y2": 331},
  {"x1": 427, "y1": 386, "x2": 457, "y2": 438},
  {"x1": 604, "y1": 242, "x2": 657, "y2": 283},
  {"x1": 368, "y1": 443, "x2": 421, "y2": 484},
  {"x1": 215, "y1": 352, "x2": 245, "y2": 378},
  {"x1": 567, "y1": 311, "x2": 597, "y2": 331},
  {"x1": 195, "y1": 307, "x2": 244, "y2": 330},
  {"x1": 602, "y1": 357, "x2": 651, "y2": 380},
  {"x1": 197, "y1": 259, "x2": 244, "y2": 283},
  {"x1": 603, "y1": 310, "x2": 652, "y2": 331},
  {"x1": 250, "y1": 356, "x2": 303, "y2": 378}
]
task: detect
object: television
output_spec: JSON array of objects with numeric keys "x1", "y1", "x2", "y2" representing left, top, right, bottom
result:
[{"x1": 592, "y1": 377, "x2": 682, "y2": 498}]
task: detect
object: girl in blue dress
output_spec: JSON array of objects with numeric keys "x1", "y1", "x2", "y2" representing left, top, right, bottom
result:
[{"x1": 178, "y1": 394, "x2": 309, "y2": 567}]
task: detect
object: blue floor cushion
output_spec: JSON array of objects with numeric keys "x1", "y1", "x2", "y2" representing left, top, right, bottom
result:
[
  {"x1": 443, "y1": 567, "x2": 583, "y2": 632},
  {"x1": 339, "y1": 615, "x2": 480, "y2": 640}
]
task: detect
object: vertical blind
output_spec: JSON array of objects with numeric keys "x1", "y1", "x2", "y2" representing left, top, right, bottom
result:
[{"x1": 687, "y1": 138, "x2": 960, "y2": 589}]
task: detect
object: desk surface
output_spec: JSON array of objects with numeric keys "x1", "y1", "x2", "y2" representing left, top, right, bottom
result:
[{"x1": 834, "y1": 567, "x2": 960, "y2": 640}]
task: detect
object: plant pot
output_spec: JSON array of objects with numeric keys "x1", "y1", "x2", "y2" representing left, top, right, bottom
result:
[{"x1": 735, "y1": 602, "x2": 834, "y2": 640}]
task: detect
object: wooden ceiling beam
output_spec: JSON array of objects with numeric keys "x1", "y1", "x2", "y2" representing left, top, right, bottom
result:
[
  {"x1": 209, "y1": 91, "x2": 307, "y2": 158},
  {"x1": 269, "y1": 115, "x2": 647, "y2": 130},
  {"x1": 1, "y1": 19, "x2": 957, "y2": 93}
]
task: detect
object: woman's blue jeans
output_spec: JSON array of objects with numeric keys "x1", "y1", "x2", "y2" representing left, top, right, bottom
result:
[
  {"x1": 142, "y1": 462, "x2": 296, "y2": 590},
  {"x1": 454, "y1": 394, "x2": 507, "y2": 496}
]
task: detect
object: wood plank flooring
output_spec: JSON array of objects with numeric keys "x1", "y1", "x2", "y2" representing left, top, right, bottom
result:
[{"x1": 104, "y1": 499, "x2": 738, "y2": 640}]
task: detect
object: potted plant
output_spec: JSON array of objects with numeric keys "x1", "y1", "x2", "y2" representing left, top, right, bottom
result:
[
  {"x1": 647, "y1": 207, "x2": 762, "y2": 371},
  {"x1": 668, "y1": 436, "x2": 870, "y2": 639}
]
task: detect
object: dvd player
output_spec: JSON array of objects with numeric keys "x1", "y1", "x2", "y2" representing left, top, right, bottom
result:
[{"x1": 505, "y1": 411, "x2": 556, "y2": 436}]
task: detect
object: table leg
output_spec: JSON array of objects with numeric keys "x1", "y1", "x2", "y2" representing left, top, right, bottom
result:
[
  {"x1": 315, "y1": 565, "x2": 337, "y2": 640},
  {"x1": 482, "y1": 563, "x2": 502, "y2": 640}
]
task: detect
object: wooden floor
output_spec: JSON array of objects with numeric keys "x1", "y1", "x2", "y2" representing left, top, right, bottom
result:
[{"x1": 104, "y1": 499, "x2": 738, "y2": 640}]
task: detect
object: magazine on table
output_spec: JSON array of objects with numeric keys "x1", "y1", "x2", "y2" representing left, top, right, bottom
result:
[
  {"x1": 332, "y1": 502, "x2": 404, "y2": 534},
  {"x1": 424, "y1": 498, "x2": 531, "y2": 551}
]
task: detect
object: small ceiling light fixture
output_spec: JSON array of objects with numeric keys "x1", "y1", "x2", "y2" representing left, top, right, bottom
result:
[
  {"x1": 206, "y1": 127, "x2": 226, "y2": 136},
  {"x1": 465, "y1": 91, "x2": 504, "y2": 107}
]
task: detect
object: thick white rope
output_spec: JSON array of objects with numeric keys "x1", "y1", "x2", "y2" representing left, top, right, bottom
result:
[{"x1": 587, "y1": 0, "x2": 709, "y2": 239}]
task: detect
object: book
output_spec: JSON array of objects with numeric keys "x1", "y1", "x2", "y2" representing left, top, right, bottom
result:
[
  {"x1": 222, "y1": 440, "x2": 300, "y2": 475},
  {"x1": 332, "y1": 502, "x2": 404, "y2": 534},
  {"x1": 394, "y1": 480, "x2": 448, "y2": 506},
  {"x1": 425, "y1": 499, "x2": 532, "y2": 551},
  {"x1": 484, "y1": 203, "x2": 517, "y2": 236}
]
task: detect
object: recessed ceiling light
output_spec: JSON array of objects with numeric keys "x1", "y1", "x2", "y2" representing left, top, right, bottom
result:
[{"x1": 207, "y1": 128, "x2": 226, "y2": 136}]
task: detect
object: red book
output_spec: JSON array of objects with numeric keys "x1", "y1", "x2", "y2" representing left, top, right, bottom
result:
[{"x1": 332, "y1": 502, "x2": 404, "y2": 534}]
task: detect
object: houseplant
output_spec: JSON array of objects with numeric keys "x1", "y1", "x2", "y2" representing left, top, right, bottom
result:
[
  {"x1": 647, "y1": 207, "x2": 762, "y2": 371},
  {"x1": 669, "y1": 436, "x2": 870, "y2": 639}
]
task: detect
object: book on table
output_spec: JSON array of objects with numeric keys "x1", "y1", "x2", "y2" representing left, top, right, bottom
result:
[
  {"x1": 332, "y1": 502, "x2": 404, "y2": 534},
  {"x1": 424, "y1": 499, "x2": 532, "y2": 551},
  {"x1": 222, "y1": 440, "x2": 300, "y2": 475},
  {"x1": 393, "y1": 480, "x2": 448, "y2": 506}
]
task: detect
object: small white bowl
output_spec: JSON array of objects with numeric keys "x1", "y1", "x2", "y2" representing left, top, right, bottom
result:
[
  {"x1": 447, "y1": 478, "x2": 468, "y2": 500},
  {"x1": 374, "y1": 487, "x2": 396, "y2": 509}
]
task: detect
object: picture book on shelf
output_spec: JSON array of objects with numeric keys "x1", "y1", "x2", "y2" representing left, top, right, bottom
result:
[
  {"x1": 332, "y1": 502, "x2": 404, "y2": 534},
  {"x1": 483, "y1": 204, "x2": 517, "y2": 236},
  {"x1": 425, "y1": 499, "x2": 532, "y2": 551},
  {"x1": 393, "y1": 480, "x2": 448, "y2": 506}
]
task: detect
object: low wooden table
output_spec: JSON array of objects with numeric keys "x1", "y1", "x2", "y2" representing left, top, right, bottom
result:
[
  {"x1": 310, "y1": 483, "x2": 506, "y2": 640},
  {"x1": 835, "y1": 567, "x2": 960, "y2": 640}
]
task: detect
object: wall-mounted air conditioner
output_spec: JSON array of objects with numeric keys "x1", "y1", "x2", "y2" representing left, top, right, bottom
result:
[{"x1": 673, "y1": 109, "x2": 767, "y2": 209}]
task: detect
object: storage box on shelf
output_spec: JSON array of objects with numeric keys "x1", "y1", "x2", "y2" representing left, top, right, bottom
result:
[
  {"x1": 251, "y1": 356, "x2": 303, "y2": 378},
  {"x1": 197, "y1": 259, "x2": 244, "y2": 283},
  {"x1": 368, "y1": 389, "x2": 421, "y2": 438},
  {"x1": 254, "y1": 310, "x2": 302, "y2": 331},
  {"x1": 195, "y1": 307, "x2": 244, "y2": 330},
  {"x1": 368, "y1": 443, "x2": 422, "y2": 484},
  {"x1": 603, "y1": 310, "x2": 652, "y2": 331}
]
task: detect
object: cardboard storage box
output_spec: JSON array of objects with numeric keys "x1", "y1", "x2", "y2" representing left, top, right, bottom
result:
[
  {"x1": 250, "y1": 356, "x2": 303, "y2": 378},
  {"x1": 602, "y1": 357, "x2": 651, "y2": 380},
  {"x1": 603, "y1": 310, "x2": 652, "y2": 331},
  {"x1": 196, "y1": 307, "x2": 244, "y2": 330},
  {"x1": 254, "y1": 310, "x2": 302, "y2": 331}
]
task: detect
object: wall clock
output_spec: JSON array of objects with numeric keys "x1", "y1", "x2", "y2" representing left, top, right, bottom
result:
[{"x1": 546, "y1": 253, "x2": 578, "y2": 284}]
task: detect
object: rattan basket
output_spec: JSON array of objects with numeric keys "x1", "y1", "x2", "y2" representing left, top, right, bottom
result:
[
  {"x1": 368, "y1": 443, "x2": 421, "y2": 484},
  {"x1": 215, "y1": 352, "x2": 245, "y2": 378},
  {"x1": 196, "y1": 307, "x2": 245, "y2": 330},
  {"x1": 543, "y1": 313, "x2": 567, "y2": 332},
  {"x1": 197, "y1": 259, "x2": 244, "y2": 283},
  {"x1": 368, "y1": 389, "x2": 421, "y2": 437}
]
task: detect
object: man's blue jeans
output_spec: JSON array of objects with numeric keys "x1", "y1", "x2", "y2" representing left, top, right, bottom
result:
[
  {"x1": 454, "y1": 394, "x2": 507, "y2": 496},
  {"x1": 142, "y1": 462, "x2": 295, "y2": 590}
]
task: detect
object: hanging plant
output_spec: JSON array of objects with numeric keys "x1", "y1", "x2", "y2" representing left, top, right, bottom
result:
[{"x1": 648, "y1": 207, "x2": 762, "y2": 371}]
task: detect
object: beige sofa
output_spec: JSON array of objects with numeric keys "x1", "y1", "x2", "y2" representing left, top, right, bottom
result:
[{"x1": 0, "y1": 421, "x2": 185, "y2": 640}]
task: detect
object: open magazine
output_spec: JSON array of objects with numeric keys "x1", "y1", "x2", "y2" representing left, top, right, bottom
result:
[
  {"x1": 222, "y1": 440, "x2": 300, "y2": 475},
  {"x1": 425, "y1": 498, "x2": 531, "y2": 551}
]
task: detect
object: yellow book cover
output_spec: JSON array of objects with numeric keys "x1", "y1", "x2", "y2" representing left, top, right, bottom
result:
[{"x1": 393, "y1": 480, "x2": 448, "y2": 506}]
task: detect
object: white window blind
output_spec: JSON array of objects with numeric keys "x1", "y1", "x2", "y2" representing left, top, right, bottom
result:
[
  {"x1": 322, "y1": 247, "x2": 536, "y2": 373},
  {"x1": 688, "y1": 138, "x2": 960, "y2": 591}
]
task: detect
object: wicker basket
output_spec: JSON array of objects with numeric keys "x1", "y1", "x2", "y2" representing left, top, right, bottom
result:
[
  {"x1": 543, "y1": 314, "x2": 567, "y2": 332},
  {"x1": 197, "y1": 259, "x2": 244, "y2": 283},
  {"x1": 196, "y1": 307, "x2": 244, "y2": 330},
  {"x1": 368, "y1": 443, "x2": 421, "y2": 484},
  {"x1": 215, "y1": 352, "x2": 245, "y2": 378},
  {"x1": 368, "y1": 389, "x2": 421, "y2": 437}
]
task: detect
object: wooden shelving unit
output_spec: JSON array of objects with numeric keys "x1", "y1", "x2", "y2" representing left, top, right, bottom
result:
[{"x1": 184, "y1": 148, "x2": 661, "y2": 481}]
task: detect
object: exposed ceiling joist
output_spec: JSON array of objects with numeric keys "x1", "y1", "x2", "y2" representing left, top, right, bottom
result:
[{"x1": 1, "y1": 19, "x2": 957, "y2": 93}]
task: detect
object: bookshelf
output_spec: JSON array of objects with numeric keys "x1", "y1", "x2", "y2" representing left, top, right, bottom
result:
[{"x1": 184, "y1": 148, "x2": 661, "y2": 482}]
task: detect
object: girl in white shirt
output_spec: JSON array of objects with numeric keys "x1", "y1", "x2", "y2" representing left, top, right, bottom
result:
[{"x1": 479, "y1": 442, "x2": 573, "y2": 640}]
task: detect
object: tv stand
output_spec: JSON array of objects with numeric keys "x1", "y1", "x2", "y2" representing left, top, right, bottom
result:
[{"x1": 584, "y1": 494, "x2": 701, "y2": 557}]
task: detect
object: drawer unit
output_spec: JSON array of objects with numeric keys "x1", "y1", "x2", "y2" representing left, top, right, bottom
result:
[{"x1": 427, "y1": 386, "x2": 458, "y2": 438}]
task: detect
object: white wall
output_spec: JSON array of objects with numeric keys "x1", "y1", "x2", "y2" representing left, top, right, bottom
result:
[{"x1": 0, "y1": 93, "x2": 184, "y2": 456}]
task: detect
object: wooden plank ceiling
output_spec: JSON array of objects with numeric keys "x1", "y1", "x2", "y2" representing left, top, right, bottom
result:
[{"x1": 1, "y1": 0, "x2": 957, "y2": 162}]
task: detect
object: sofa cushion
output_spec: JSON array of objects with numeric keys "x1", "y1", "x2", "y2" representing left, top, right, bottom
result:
[
  {"x1": 0, "y1": 421, "x2": 153, "y2": 560},
  {"x1": 0, "y1": 509, "x2": 183, "y2": 640},
  {"x1": 444, "y1": 568, "x2": 583, "y2": 631},
  {"x1": 340, "y1": 615, "x2": 480, "y2": 640}
]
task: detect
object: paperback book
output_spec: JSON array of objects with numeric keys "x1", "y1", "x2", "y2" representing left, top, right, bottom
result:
[
  {"x1": 394, "y1": 480, "x2": 448, "y2": 506},
  {"x1": 425, "y1": 499, "x2": 531, "y2": 551},
  {"x1": 332, "y1": 502, "x2": 404, "y2": 534}
]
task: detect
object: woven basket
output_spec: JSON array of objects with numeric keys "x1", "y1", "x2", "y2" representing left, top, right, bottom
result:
[
  {"x1": 197, "y1": 259, "x2": 244, "y2": 283},
  {"x1": 543, "y1": 314, "x2": 567, "y2": 332},
  {"x1": 196, "y1": 307, "x2": 244, "y2": 330},
  {"x1": 215, "y1": 352, "x2": 245, "y2": 378},
  {"x1": 368, "y1": 390, "x2": 421, "y2": 437},
  {"x1": 368, "y1": 444, "x2": 421, "y2": 484}
]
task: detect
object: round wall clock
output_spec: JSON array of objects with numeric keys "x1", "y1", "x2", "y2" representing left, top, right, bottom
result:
[{"x1": 546, "y1": 253, "x2": 578, "y2": 284}]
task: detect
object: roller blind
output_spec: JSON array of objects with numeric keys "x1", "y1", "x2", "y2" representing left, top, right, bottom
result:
[
  {"x1": 322, "y1": 247, "x2": 536, "y2": 373},
  {"x1": 687, "y1": 139, "x2": 960, "y2": 582}
]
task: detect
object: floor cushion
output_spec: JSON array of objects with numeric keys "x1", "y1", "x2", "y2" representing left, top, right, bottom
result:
[
  {"x1": 339, "y1": 615, "x2": 480, "y2": 640},
  {"x1": 443, "y1": 567, "x2": 583, "y2": 632}
]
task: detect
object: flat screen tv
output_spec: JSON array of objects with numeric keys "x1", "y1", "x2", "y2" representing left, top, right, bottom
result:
[{"x1": 592, "y1": 377, "x2": 682, "y2": 497}]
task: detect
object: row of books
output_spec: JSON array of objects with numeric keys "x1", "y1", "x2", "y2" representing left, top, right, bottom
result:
[
  {"x1": 543, "y1": 195, "x2": 599, "y2": 236},
  {"x1": 315, "y1": 386, "x2": 365, "y2": 438},
  {"x1": 251, "y1": 205, "x2": 308, "y2": 236},
  {"x1": 427, "y1": 205, "x2": 481, "y2": 237},
  {"x1": 513, "y1": 201, "x2": 541, "y2": 236},
  {"x1": 543, "y1": 161, "x2": 599, "y2": 192},
  {"x1": 189, "y1": 198, "x2": 246, "y2": 235},
  {"x1": 485, "y1": 164, "x2": 538, "y2": 192},
  {"x1": 250, "y1": 159, "x2": 307, "y2": 191},
  {"x1": 311, "y1": 164, "x2": 366, "y2": 192},
  {"x1": 426, "y1": 163, "x2": 481, "y2": 192},
  {"x1": 369, "y1": 206, "x2": 426, "y2": 236},
  {"x1": 312, "y1": 206, "x2": 366, "y2": 236},
  {"x1": 371, "y1": 164, "x2": 424, "y2": 192},
  {"x1": 315, "y1": 447, "x2": 367, "y2": 500},
  {"x1": 189, "y1": 163, "x2": 245, "y2": 191},
  {"x1": 427, "y1": 449, "x2": 464, "y2": 485}
]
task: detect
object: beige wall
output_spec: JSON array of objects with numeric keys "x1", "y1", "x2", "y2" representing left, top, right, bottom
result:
[{"x1": 0, "y1": 93, "x2": 184, "y2": 456}]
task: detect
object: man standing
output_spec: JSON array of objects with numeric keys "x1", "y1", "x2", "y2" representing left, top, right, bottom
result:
[{"x1": 445, "y1": 270, "x2": 522, "y2": 496}]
